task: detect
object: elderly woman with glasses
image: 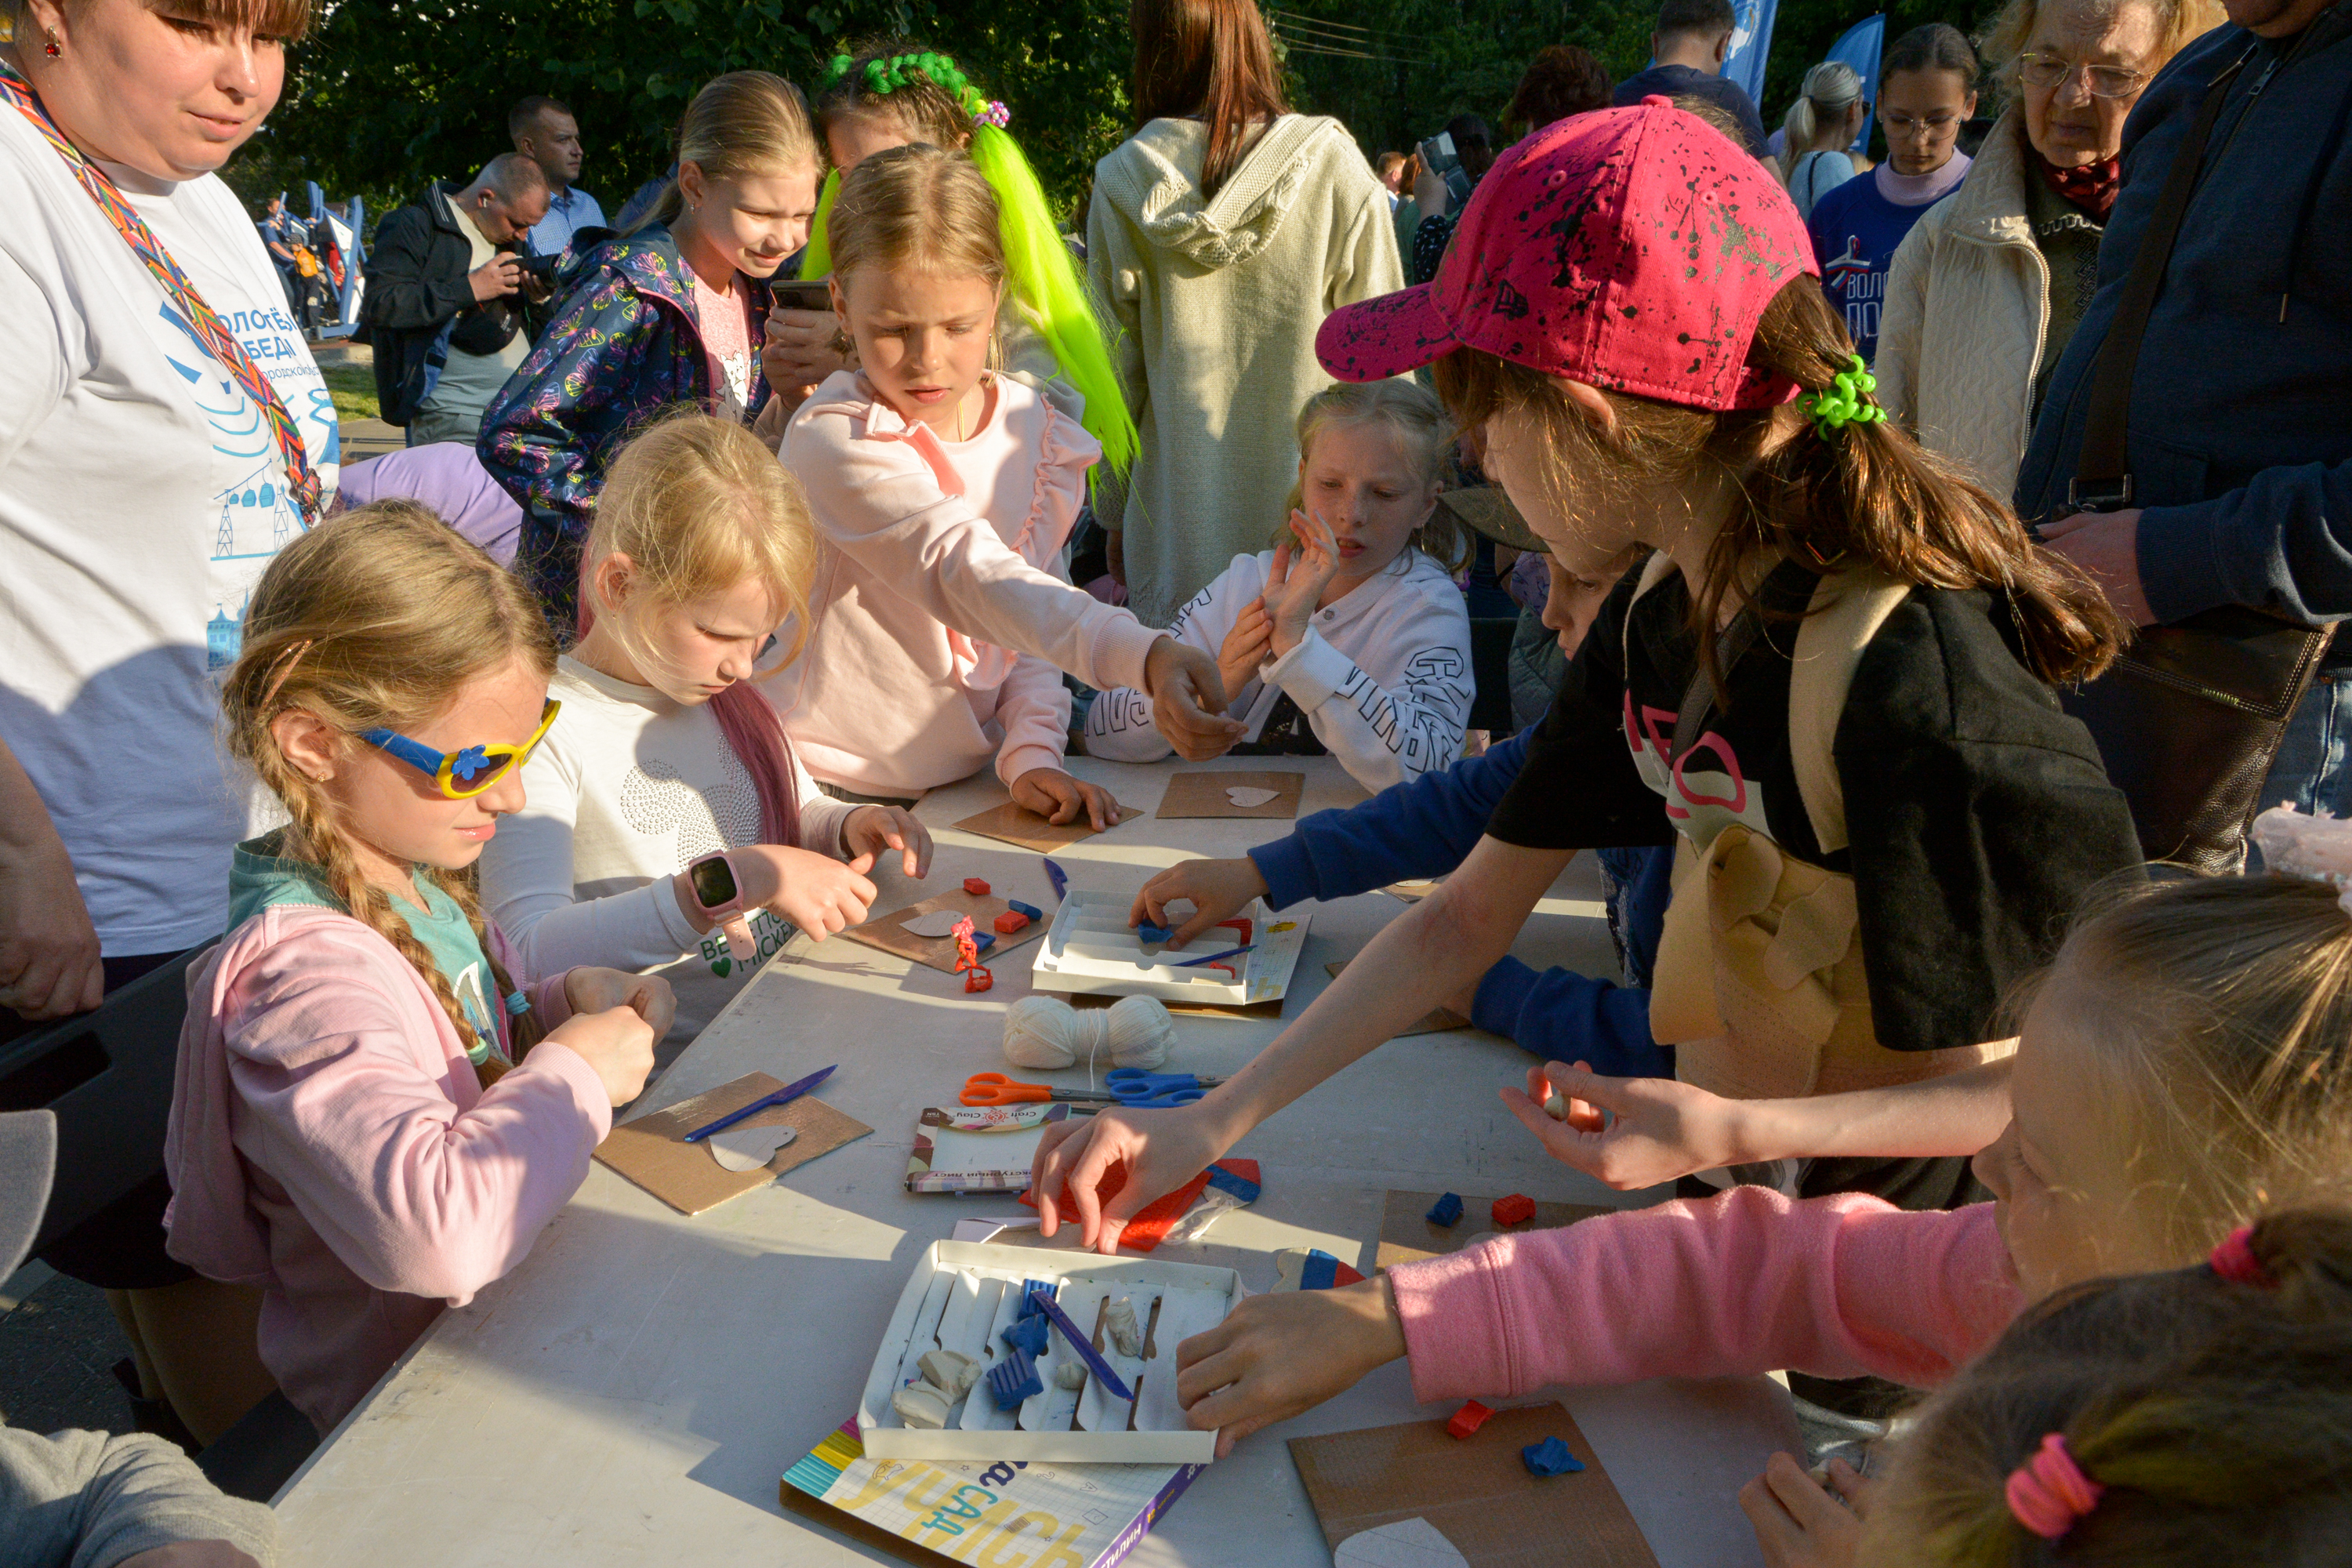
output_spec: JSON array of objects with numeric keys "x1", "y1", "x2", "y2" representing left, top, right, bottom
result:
[{"x1": 1875, "y1": 0, "x2": 2223, "y2": 496}]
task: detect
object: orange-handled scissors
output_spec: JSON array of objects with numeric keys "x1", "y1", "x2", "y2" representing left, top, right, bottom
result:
[{"x1": 960, "y1": 1072, "x2": 1119, "y2": 1108}]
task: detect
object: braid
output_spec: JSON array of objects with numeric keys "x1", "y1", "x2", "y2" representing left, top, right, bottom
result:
[{"x1": 433, "y1": 866, "x2": 547, "y2": 1058}]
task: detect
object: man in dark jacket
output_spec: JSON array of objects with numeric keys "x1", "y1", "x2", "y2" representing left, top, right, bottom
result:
[
  {"x1": 363, "y1": 154, "x2": 550, "y2": 439},
  {"x1": 2015, "y1": 0, "x2": 2352, "y2": 819}
]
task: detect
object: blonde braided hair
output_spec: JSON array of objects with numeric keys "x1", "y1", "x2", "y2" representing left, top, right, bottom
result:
[{"x1": 223, "y1": 500, "x2": 557, "y2": 1070}]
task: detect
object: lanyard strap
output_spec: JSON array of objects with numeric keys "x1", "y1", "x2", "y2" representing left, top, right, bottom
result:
[{"x1": 0, "y1": 61, "x2": 321, "y2": 525}]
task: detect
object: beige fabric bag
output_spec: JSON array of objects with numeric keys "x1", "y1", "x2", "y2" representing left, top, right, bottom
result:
[{"x1": 1633, "y1": 557, "x2": 2016, "y2": 1099}]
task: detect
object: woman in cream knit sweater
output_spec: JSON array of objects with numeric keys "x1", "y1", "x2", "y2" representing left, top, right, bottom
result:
[{"x1": 1087, "y1": 0, "x2": 1405, "y2": 626}]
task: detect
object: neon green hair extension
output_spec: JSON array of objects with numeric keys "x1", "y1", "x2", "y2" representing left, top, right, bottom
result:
[{"x1": 799, "y1": 168, "x2": 841, "y2": 281}]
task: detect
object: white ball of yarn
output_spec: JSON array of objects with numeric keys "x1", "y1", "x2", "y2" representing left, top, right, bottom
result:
[{"x1": 1003, "y1": 994, "x2": 1172, "y2": 1072}]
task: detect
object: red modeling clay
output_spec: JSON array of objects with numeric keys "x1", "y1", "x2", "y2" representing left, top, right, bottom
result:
[
  {"x1": 1492, "y1": 1193, "x2": 1536, "y2": 1225},
  {"x1": 993, "y1": 910, "x2": 1029, "y2": 935},
  {"x1": 964, "y1": 877, "x2": 990, "y2": 897},
  {"x1": 1447, "y1": 1400, "x2": 1495, "y2": 1439},
  {"x1": 964, "y1": 966, "x2": 993, "y2": 993},
  {"x1": 1019, "y1": 1157, "x2": 1264, "y2": 1254}
]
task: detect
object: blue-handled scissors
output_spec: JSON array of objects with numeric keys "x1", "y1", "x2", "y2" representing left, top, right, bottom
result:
[{"x1": 1103, "y1": 1069, "x2": 1227, "y2": 1109}]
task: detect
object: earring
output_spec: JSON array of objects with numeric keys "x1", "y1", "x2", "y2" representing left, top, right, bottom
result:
[{"x1": 43, "y1": 28, "x2": 61, "y2": 56}]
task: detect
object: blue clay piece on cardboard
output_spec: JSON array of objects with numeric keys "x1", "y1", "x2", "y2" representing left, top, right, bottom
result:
[
  {"x1": 1427, "y1": 1192, "x2": 1464, "y2": 1227},
  {"x1": 971, "y1": 931, "x2": 996, "y2": 953},
  {"x1": 987, "y1": 1351, "x2": 1042, "y2": 1410},
  {"x1": 1137, "y1": 922, "x2": 1171, "y2": 944},
  {"x1": 1522, "y1": 1436, "x2": 1583, "y2": 1476},
  {"x1": 1007, "y1": 899, "x2": 1043, "y2": 921},
  {"x1": 1002, "y1": 1315, "x2": 1051, "y2": 1356}
]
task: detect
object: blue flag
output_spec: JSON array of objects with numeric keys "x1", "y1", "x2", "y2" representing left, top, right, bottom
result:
[
  {"x1": 1721, "y1": 0, "x2": 1781, "y2": 110},
  {"x1": 1824, "y1": 14, "x2": 1887, "y2": 151}
]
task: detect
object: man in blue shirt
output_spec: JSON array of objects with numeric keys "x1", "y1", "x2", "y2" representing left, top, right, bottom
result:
[
  {"x1": 1613, "y1": 0, "x2": 1777, "y2": 168},
  {"x1": 511, "y1": 95, "x2": 606, "y2": 257}
]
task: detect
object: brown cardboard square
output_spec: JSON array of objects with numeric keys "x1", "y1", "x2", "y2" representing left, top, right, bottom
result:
[
  {"x1": 951, "y1": 797, "x2": 1144, "y2": 852},
  {"x1": 839, "y1": 887, "x2": 1051, "y2": 973},
  {"x1": 1289, "y1": 1403, "x2": 1658, "y2": 1568},
  {"x1": 1376, "y1": 1189, "x2": 1615, "y2": 1270},
  {"x1": 594, "y1": 1072, "x2": 873, "y2": 1217},
  {"x1": 1326, "y1": 960, "x2": 1469, "y2": 1036},
  {"x1": 1153, "y1": 769, "x2": 1306, "y2": 820}
]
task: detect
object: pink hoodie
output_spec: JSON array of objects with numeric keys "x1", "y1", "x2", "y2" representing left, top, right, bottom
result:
[
  {"x1": 1388, "y1": 1187, "x2": 2021, "y2": 1403},
  {"x1": 766, "y1": 369, "x2": 1165, "y2": 796},
  {"x1": 165, "y1": 905, "x2": 612, "y2": 1432}
]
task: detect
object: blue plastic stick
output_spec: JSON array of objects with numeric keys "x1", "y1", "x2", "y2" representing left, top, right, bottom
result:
[
  {"x1": 1171, "y1": 944, "x2": 1254, "y2": 968},
  {"x1": 1044, "y1": 858, "x2": 1069, "y2": 900},
  {"x1": 1022, "y1": 1287, "x2": 1136, "y2": 1402}
]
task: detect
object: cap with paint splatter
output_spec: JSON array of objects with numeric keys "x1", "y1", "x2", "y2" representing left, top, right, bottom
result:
[{"x1": 1316, "y1": 97, "x2": 1817, "y2": 412}]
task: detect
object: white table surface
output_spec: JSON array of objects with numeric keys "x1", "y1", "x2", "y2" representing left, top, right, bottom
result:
[{"x1": 273, "y1": 755, "x2": 1798, "y2": 1566}]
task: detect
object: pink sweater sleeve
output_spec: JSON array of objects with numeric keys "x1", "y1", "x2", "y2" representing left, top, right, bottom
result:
[
  {"x1": 786, "y1": 399, "x2": 1163, "y2": 695},
  {"x1": 1388, "y1": 1188, "x2": 2020, "y2": 1402},
  {"x1": 220, "y1": 924, "x2": 613, "y2": 1306},
  {"x1": 993, "y1": 651, "x2": 1076, "y2": 787}
]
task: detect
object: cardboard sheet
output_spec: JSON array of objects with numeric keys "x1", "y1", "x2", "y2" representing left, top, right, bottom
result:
[
  {"x1": 840, "y1": 886, "x2": 1051, "y2": 973},
  {"x1": 1374, "y1": 1189, "x2": 1615, "y2": 1271},
  {"x1": 1154, "y1": 769, "x2": 1306, "y2": 820},
  {"x1": 1290, "y1": 1403, "x2": 1657, "y2": 1568},
  {"x1": 594, "y1": 1072, "x2": 873, "y2": 1216},
  {"x1": 1071, "y1": 990, "x2": 1283, "y2": 1021},
  {"x1": 1326, "y1": 960, "x2": 1469, "y2": 1036},
  {"x1": 952, "y1": 797, "x2": 1144, "y2": 852}
]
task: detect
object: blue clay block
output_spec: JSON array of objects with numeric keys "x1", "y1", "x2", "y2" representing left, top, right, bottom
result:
[
  {"x1": 1018, "y1": 1279, "x2": 1054, "y2": 1317},
  {"x1": 1007, "y1": 899, "x2": 1042, "y2": 921},
  {"x1": 1137, "y1": 922, "x2": 1171, "y2": 944},
  {"x1": 1427, "y1": 1192, "x2": 1464, "y2": 1228},
  {"x1": 1002, "y1": 1315, "x2": 1051, "y2": 1356},
  {"x1": 1298, "y1": 1250, "x2": 1340, "y2": 1290},
  {"x1": 987, "y1": 1351, "x2": 1042, "y2": 1410},
  {"x1": 1522, "y1": 1436, "x2": 1583, "y2": 1476},
  {"x1": 971, "y1": 931, "x2": 996, "y2": 953}
]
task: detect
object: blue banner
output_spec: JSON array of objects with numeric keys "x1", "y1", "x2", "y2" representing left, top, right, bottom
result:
[
  {"x1": 1721, "y1": 0, "x2": 1781, "y2": 111},
  {"x1": 1824, "y1": 14, "x2": 1887, "y2": 151}
]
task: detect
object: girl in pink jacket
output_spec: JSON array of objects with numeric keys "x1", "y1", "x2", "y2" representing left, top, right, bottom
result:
[
  {"x1": 764, "y1": 142, "x2": 1233, "y2": 814},
  {"x1": 1173, "y1": 833, "x2": 2352, "y2": 1548},
  {"x1": 164, "y1": 503, "x2": 666, "y2": 1433}
]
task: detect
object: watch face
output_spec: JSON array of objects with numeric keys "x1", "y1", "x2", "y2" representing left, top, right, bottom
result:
[{"x1": 689, "y1": 855, "x2": 739, "y2": 909}]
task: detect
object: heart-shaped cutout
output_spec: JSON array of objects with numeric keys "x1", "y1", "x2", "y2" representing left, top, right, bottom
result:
[
  {"x1": 710, "y1": 956, "x2": 732, "y2": 978},
  {"x1": 1334, "y1": 1517, "x2": 1470, "y2": 1567},
  {"x1": 1225, "y1": 786, "x2": 1280, "y2": 808},
  {"x1": 707, "y1": 1121, "x2": 799, "y2": 1171},
  {"x1": 902, "y1": 909, "x2": 969, "y2": 938}
]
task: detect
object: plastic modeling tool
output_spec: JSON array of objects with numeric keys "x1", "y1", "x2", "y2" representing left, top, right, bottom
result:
[
  {"x1": 1022, "y1": 1286, "x2": 1135, "y2": 1402},
  {"x1": 681, "y1": 1065, "x2": 837, "y2": 1142},
  {"x1": 1170, "y1": 944, "x2": 1254, "y2": 968},
  {"x1": 1044, "y1": 858, "x2": 1068, "y2": 899}
]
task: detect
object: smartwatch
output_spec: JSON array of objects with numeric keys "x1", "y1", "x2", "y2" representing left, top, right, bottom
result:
[{"x1": 686, "y1": 851, "x2": 756, "y2": 964}]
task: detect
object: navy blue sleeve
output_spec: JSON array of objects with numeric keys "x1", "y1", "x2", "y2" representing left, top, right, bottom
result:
[
  {"x1": 1470, "y1": 957, "x2": 1668, "y2": 1078},
  {"x1": 1246, "y1": 731, "x2": 1531, "y2": 909}
]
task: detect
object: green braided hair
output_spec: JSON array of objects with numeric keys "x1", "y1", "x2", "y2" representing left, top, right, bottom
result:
[{"x1": 801, "y1": 42, "x2": 1137, "y2": 476}]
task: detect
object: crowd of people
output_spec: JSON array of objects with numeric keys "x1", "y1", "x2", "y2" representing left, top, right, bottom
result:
[{"x1": 1, "y1": 0, "x2": 2348, "y2": 1560}]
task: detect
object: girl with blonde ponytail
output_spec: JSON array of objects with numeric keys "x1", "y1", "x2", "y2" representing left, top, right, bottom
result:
[{"x1": 163, "y1": 502, "x2": 669, "y2": 1435}]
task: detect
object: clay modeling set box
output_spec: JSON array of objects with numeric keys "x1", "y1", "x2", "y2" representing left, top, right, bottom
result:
[
  {"x1": 1029, "y1": 893, "x2": 1310, "y2": 1008},
  {"x1": 856, "y1": 1240, "x2": 1243, "y2": 1465}
]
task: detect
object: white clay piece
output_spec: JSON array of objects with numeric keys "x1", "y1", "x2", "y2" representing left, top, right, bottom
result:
[
  {"x1": 891, "y1": 1382, "x2": 953, "y2": 1429},
  {"x1": 706, "y1": 1122, "x2": 798, "y2": 1172},
  {"x1": 918, "y1": 1349, "x2": 981, "y2": 1399},
  {"x1": 1054, "y1": 1359, "x2": 1088, "y2": 1391},
  {"x1": 1102, "y1": 1296, "x2": 1143, "y2": 1357},
  {"x1": 1224, "y1": 786, "x2": 1281, "y2": 808},
  {"x1": 900, "y1": 909, "x2": 970, "y2": 938}
]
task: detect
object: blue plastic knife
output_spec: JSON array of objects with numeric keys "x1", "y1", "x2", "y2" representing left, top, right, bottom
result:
[{"x1": 681, "y1": 1065, "x2": 837, "y2": 1142}]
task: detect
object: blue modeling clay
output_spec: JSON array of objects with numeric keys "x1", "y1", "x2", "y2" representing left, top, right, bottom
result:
[
  {"x1": 1138, "y1": 922, "x2": 1171, "y2": 944},
  {"x1": 1003, "y1": 1315, "x2": 1051, "y2": 1356},
  {"x1": 971, "y1": 931, "x2": 996, "y2": 953},
  {"x1": 1427, "y1": 1192, "x2": 1464, "y2": 1227},
  {"x1": 1019, "y1": 1279, "x2": 1054, "y2": 1316},
  {"x1": 1007, "y1": 899, "x2": 1042, "y2": 921},
  {"x1": 987, "y1": 1351, "x2": 1043, "y2": 1410},
  {"x1": 1044, "y1": 858, "x2": 1069, "y2": 899},
  {"x1": 1522, "y1": 1436, "x2": 1583, "y2": 1476},
  {"x1": 1297, "y1": 1250, "x2": 1340, "y2": 1290}
]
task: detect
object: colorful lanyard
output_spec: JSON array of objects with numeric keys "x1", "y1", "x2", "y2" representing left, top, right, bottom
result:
[{"x1": 0, "y1": 61, "x2": 321, "y2": 525}]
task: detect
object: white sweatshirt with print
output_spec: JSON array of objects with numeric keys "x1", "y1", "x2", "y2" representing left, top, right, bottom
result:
[{"x1": 1083, "y1": 549, "x2": 1473, "y2": 791}]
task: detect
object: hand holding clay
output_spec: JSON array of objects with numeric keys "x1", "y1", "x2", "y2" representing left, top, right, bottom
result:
[
  {"x1": 1500, "y1": 1060, "x2": 1751, "y2": 1190},
  {"x1": 1131, "y1": 857, "x2": 1267, "y2": 949},
  {"x1": 1174, "y1": 1276, "x2": 1406, "y2": 1458}
]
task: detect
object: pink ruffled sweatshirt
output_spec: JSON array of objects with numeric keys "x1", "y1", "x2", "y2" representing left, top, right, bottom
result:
[
  {"x1": 1388, "y1": 1186, "x2": 2023, "y2": 1401},
  {"x1": 165, "y1": 897, "x2": 611, "y2": 1432},
  {"x1": 765, "y1": 368, "x2": 1164, "y2": 796}
]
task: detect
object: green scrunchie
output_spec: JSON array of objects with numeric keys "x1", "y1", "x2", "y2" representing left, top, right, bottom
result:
[{"x1": 1799, "y1": 354, "x2": 1886, "y2": 437}]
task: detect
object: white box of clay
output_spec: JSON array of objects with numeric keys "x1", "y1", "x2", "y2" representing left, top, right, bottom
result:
[
  {"x1": 1029, "y1": 893, "x2": 1310, "y2": 1007},
  {"x1": 855, "y1": 1240, "x2": 1243, "y2": 1464}
]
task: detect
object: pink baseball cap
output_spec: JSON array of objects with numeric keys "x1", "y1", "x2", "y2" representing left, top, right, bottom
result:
[{"x1": 1319, "y1": 98, "x2": 1817, "y2": 411}]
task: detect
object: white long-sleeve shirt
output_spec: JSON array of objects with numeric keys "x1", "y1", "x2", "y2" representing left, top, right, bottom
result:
[
  {"x1": 1083, "y1": 549, "x2": 1472, "y2": 791},
  {"x1": 481, "y1": 657, "x2": 861, "y2": 1050}
]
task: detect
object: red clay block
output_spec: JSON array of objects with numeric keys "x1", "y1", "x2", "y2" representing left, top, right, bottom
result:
[
  {"x1": 963, "y1": 877, "x2": 991, "y2": 897},
  {"x1": 1491, "y1": 1193, "x2": 1536, "y2": 1225},
  {"x1": 993, "y1": 910, "x2": 1029, "y2": 935},
  {"x1": 1446, "y1": 1399, "x2": 1494, "y2": 1439}
]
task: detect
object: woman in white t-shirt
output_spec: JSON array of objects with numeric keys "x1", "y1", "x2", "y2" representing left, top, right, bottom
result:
[
  {"x1": 0, "y1": 0, "x2": 336, "y2": 1445},
  {"x1": 482, "y1": 414, "x2": 935, "y2": 1060}
]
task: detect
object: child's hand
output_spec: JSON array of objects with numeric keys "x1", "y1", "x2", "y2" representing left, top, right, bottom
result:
[
  {"x1": 1143, "y1": 638, "x2": 1245, "y2": 760},
  {"x1": 564, "y1": 967, "x2": 677, "y2": 1044},
  {"x1": 1499, "y1": 1059, "x2": 1754, "y2": 1190},
  {"x1": 1265, "y1": 510, "x2": 1345, "y2": 657},
  {"x1": 1740, "y1": 1453, "x2": 1871, "y2": 1568},
  {"x1": 1132, "y1": 858, "x2": 1269, "y2": 949},
  {"x1": 1174, "y1": 1276, "x2": 1407, "y2": 1457},
  {"x1": 1011, "y1": 768, "x2": 1121, "y2": 830},
  {"x1": 546, "y1": 1002, "x2": 657, "y2": 1106},
  {"x1": 1218, "y1": 596, "x2": 1274, "y2": 702},
  {"x1": 733, "y1": 844, "x2": 879, "y2": 942},
  {"x1": 844, "y1": 804, "x2": 931, "y2": 879},
  {"x1": 760, "y1": 305, "x2": 850, "y2": 396}
]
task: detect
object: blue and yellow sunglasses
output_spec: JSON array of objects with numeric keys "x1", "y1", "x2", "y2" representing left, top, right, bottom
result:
[{"x1": 359, "y1": 699, "x2": 561, "y2": 800}]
